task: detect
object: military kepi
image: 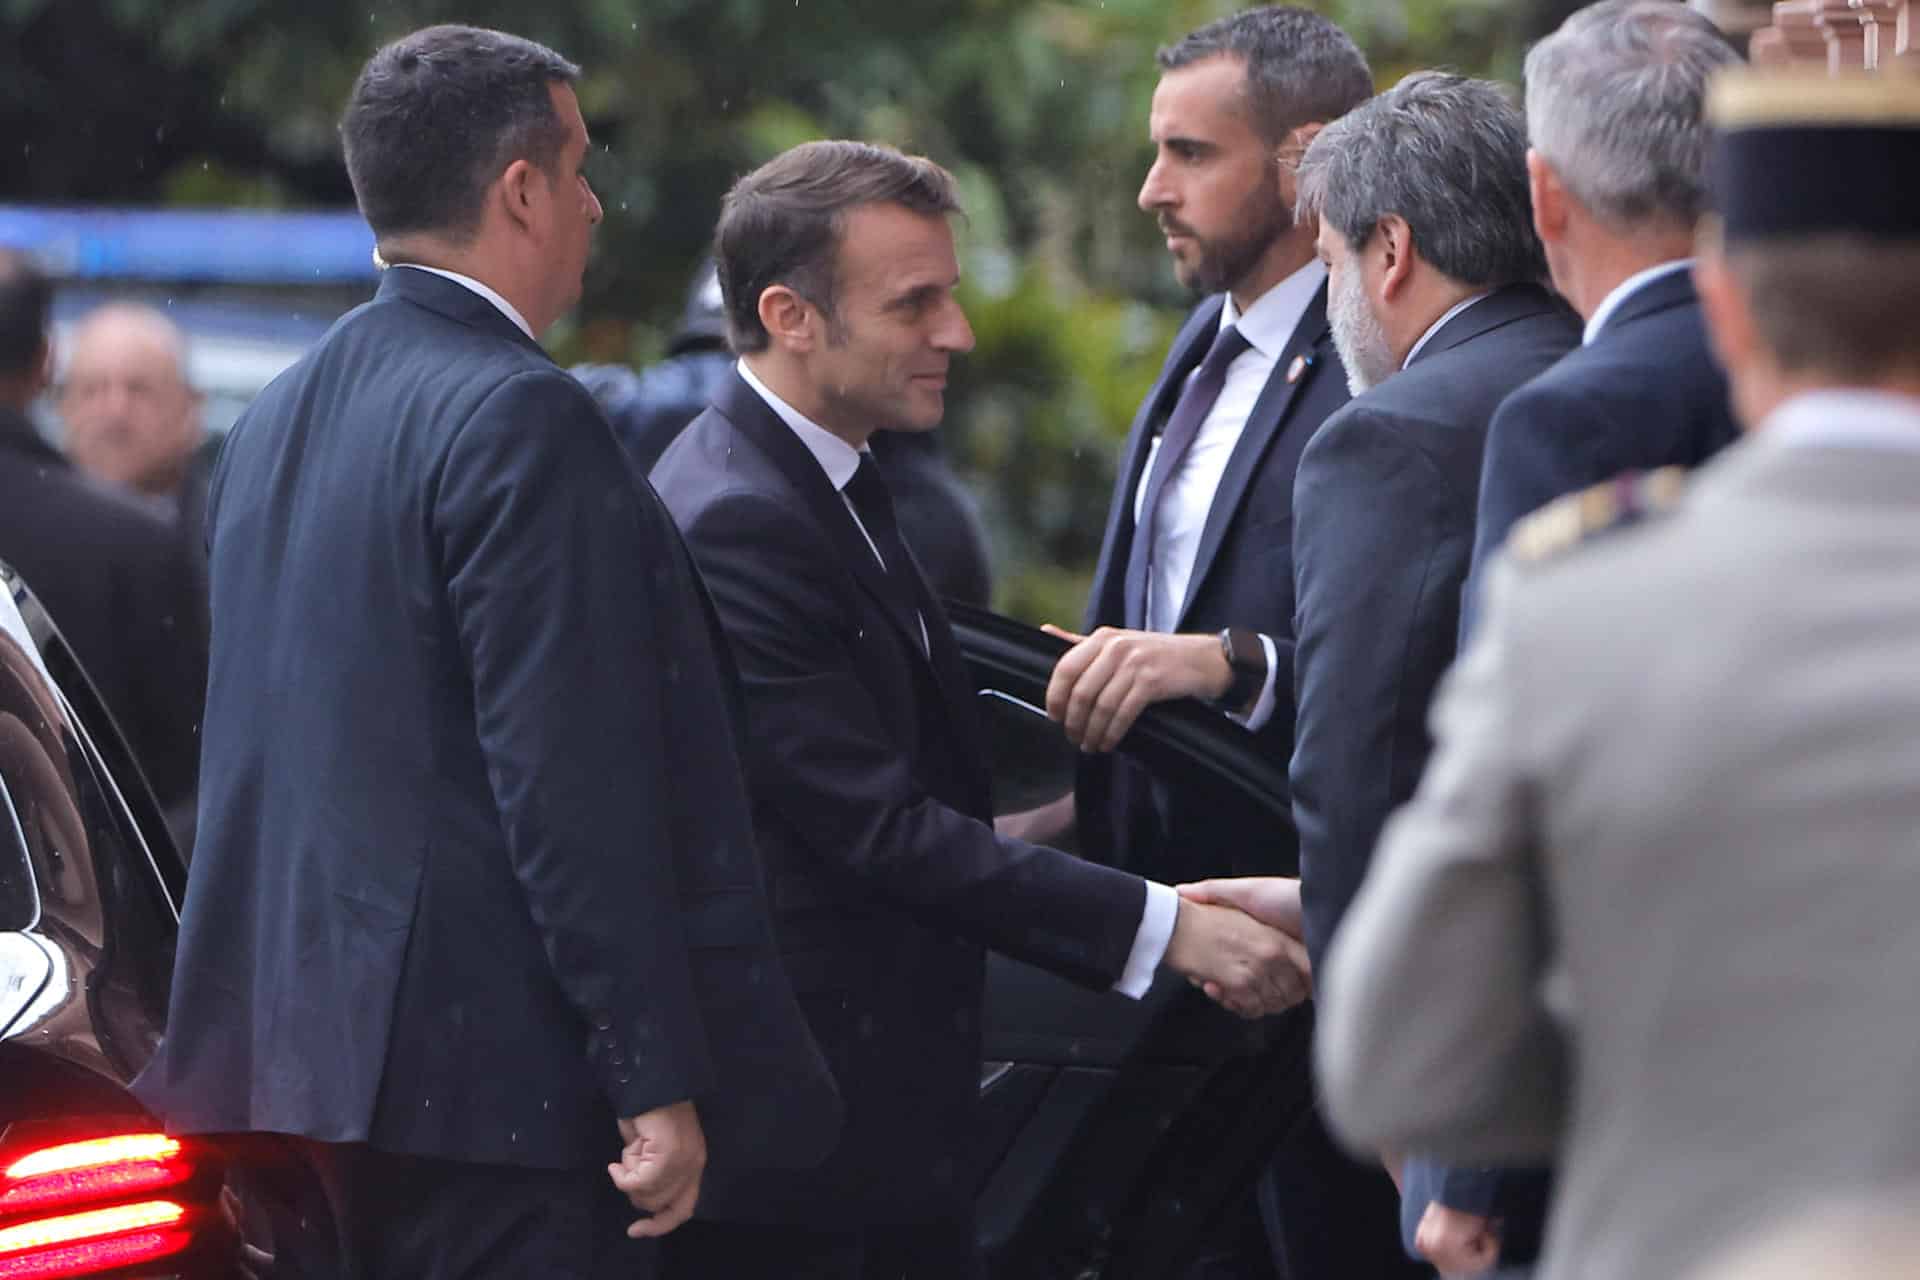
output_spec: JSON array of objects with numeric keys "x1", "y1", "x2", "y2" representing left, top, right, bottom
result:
[{"x1": 1707, "y1": 69, "x2": 1920, "y2": 242}]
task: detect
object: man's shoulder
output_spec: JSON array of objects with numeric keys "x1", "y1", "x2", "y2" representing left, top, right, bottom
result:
[{"x1": 1504, "y1": 467, "x2": 1691, "y2": 566}]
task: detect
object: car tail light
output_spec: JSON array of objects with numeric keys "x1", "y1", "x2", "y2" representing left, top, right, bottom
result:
[{"x1": 0, "y1": 1133, "x2": 212, "y2": 1278}]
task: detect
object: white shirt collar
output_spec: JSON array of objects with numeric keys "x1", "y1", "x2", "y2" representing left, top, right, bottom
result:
[
  {"x1": 1403, "y1": 291, "x2": 1494, "y2": 369},
  {"x1": 1764, "y1": 389, "x2": 1920, "y2": 453},
  {"x1": 1583, "y1": 258, "x2": 1693, "y2": 346},
  {"x1": 1221, "y1": 259, "x2": 1327, "y2": 358},
  {"x1": 395, "y1": 264, "x2": 536, "y2": 340},
  {"x1": 735, "y1": 359, "x2": 866, "y2": 489}
]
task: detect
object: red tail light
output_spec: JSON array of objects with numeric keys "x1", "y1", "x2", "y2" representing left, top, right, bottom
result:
[{"x1": 0, "y1": 1133, "x2": 210, "y2": 1277}]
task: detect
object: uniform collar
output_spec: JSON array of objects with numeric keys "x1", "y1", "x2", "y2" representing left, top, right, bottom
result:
[{"x1": 1764, "y1": 389, "x2": 1920, "y2": 453}]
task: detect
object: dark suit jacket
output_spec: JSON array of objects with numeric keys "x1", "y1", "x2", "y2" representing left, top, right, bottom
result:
[
  {"x1": 1463, "y1": 268, "x2": 1739, "y2": 634},
  {"x1": 0, "y1": 407, "x2": 205, "y2": 814},
  {"x1": 1078, "y1": 285, "x2": 1349, "y2": 880},
  {"x1": 135, "y1": 268, "x2": 836, "y2": 1175},
  {"x1": 652, "y1": 371, "x2": 1147, "y2": 1224},
  {"x1": 1292, "y1": 283, "x2": 1579, "y2": 972}
]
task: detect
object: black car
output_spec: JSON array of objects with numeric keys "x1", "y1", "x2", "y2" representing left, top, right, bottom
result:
[{"x1": 0, "y1": 571, "x2": 1309, "y2": 1278}]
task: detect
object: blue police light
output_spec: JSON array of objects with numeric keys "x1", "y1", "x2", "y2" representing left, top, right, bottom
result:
[{"x1": 0, "y1": 206, "x2": 379, "y2": 284}]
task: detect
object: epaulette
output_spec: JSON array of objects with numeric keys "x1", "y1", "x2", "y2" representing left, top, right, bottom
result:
[{"x1": 1507, "y1": 466, "x2": 1689, "y2": 564}]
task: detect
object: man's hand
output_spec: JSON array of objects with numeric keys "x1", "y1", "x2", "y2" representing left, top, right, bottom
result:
[
  {"x1": 606, "y1": 1100, "x2": 707, "y2": 1239},
  {"x1": 1042, "y1": 625, "x2": 1232, "y2": 753},
  {"x1": 1414, "y1": 1202, "x2": 1502, "y2": 1277},
  {"x1": 1177, "y1": 877, "x2": 1305, "y2": 944},
  {"x1": 1161, "y1": 896, "x2": 1311, "y2": 1019}
]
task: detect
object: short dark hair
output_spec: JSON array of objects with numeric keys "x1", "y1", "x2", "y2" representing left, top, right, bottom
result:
[
  {"x1": 1157, "y1": 5, "x2": 1374, "y2": 145},
  {"x1": 714, "y1": 141, "x2": 962, "y2": 354},
  {"x1": 0, "y1": 250, "x2": 51, "y2": 378},
  {"x1": 339, "y1": 25, "x2": 581, "y2": 242},
  {"x1": 1297, "y1": 72, "x2": 1547, "y2": 288},
  {"x1": 1731, "y1": 234, "x2": 1920, "y2": 382}
]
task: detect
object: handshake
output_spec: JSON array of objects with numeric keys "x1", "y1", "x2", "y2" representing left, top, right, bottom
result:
[{"x1": 1162, "y1": 877, "x2": 1313, "y2": 1020}]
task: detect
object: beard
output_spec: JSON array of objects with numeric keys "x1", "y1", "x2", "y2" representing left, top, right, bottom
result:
[
  {"x1": 1165, "y1": 173, "x2": 1292, "y2": 297},
  {"x1": 1327, "y1": 258, "x2": 1397, "y2": 396}
]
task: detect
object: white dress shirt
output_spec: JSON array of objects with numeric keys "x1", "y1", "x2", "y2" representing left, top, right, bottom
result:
[
  {"x1": 1403, "y1": 291, "x2": 1494, "y2": 370},
  {"x1": 736, "y1": 360, "x2": 1180, "y2": 999},
  {"x1": 392, "y1": 264, "x2": 536, "y2": 340},
  {"x1": 1583, "y1": 259, "x2": 1693, "y2": 347},
  {"x1": 1131, "y1": 259, "x2": 1327, "y2": 732}
]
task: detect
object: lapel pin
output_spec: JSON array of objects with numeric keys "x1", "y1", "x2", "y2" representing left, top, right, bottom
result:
[{"x1": 1286, "y1": 353, "x2": 1312, "y2": 384}]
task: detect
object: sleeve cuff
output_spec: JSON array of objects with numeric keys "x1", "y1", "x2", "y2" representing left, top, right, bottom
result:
[
  {"x1": 1113, "y1": 880, "x2": 1179, "y2": 998},
  {"x1": 1229, "y1": 633, "x2": 1281, "y2": 732}
]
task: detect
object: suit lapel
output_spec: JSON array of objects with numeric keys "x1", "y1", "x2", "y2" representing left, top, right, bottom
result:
[
  {"x1": 712, "y1": 374, "x2": 933, "y2": 670},
  {"x1": 1084, "y1": 299, "x2": 1225, "y2": 629},
  {"x1": 1174, "y1": 283, "x2": 1332, "y2": 628}
]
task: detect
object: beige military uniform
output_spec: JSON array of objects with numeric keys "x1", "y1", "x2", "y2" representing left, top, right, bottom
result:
[{"x1": 1317, "y1": 392, "x2": 1920, "y2": 1280}]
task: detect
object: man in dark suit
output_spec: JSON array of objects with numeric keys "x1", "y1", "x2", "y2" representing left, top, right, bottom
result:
[
  {"x1": 1465, "y1": 0, "x2": 1743, "y2": 631},
  {"x1": 134, "y1": 27, "x2": 833, "y2": 1278},
  {"x1": 652, "y1": 139, "x2": 1312, "y2": 1280},
  {"x1": 1405, "y1": 4, "x2": 1743, "y2": 1270},
  {"x1": 0, "y1": 251, "x2": 205, "y2": 826},
  {"x1": 1278, "y1": 70, "x2": 1578, "y2": 1274},
  {"x1": 1042, "y1": 11, "x2": 1420, "y2": 1278}
]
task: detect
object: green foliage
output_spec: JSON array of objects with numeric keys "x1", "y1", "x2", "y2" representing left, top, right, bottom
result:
[{"x1": 3, "y1": 0, "x2": 1537, "y2": 621}]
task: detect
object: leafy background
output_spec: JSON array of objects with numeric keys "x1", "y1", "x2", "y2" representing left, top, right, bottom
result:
[{"x1": 2, "y1": 0, "x2": 1582, "y2": 622}]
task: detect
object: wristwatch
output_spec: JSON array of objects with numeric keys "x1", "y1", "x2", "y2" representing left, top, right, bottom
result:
[{"x1": 1212, "y1": 626, "x2": 1267, "y2": 717}]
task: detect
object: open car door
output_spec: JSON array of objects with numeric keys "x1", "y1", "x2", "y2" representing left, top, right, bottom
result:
[{"x1": 949, "y1": 605, "x2": 1315, "y2": 1279}]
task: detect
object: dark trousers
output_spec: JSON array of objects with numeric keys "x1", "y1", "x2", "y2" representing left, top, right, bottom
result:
[
  {"x1": 662, "y1": 1216, "x2": 981, "y2": 1280},
  {"x1": 1258, "y1": 1100, "x2": 1434, "y2": 1280},
  {"x1": 244, "y1": 1137, "x2": 656, "y2": 1279}
]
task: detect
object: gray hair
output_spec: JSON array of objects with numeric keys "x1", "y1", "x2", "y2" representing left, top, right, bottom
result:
[
  {"x1": 1524, "y1": 0, "x2": 1740, "y2": 231},
  {"x1": 1296, "y1": 71, "x2": 1546, "y2": 288},
  {"x1": 1157, "y1": 5, "x2": 1373, "y2": 145}
]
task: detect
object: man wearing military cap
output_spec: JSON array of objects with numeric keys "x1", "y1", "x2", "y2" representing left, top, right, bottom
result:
[{"x1": 1313, "y1": 70, "x2": 1920, "y2": 1280}]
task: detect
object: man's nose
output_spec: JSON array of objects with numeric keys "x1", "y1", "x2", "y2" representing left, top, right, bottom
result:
[
  {"x1": 935, "y1": 299, "x2": 975, "y2": 355},
  {"x1": 1138, "y1": 159, "x2": 1171, "y2": 214}
]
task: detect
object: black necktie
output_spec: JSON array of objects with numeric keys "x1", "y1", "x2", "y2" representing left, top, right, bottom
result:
[
  {"x1": 842, "y1": 453, "x2": 929, "y2": 655},
  {"x1": 1123, "y1": 323, "x2": 1252, "y2": 629}
]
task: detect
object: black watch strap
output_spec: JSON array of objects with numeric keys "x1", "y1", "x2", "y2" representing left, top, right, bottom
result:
[{"x1": 1213, "y1": 626, "x2": 1266, "y2": 715}]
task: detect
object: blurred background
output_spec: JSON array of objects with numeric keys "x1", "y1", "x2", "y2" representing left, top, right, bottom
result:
[{"x1": 1, "y1": 0, "x2": 1585, "y2": 624}]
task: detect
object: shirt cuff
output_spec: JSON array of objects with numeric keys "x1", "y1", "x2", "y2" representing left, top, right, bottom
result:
[
  {"x1": 1229, "y1": 633, "x2": 1280, "y2": 732},
  {"x1": 1113, "y1": 880, "x2": 1179, "y2": 999}
]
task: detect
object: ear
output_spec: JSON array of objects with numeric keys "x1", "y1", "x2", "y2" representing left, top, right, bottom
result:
[
  {"x1": 32, "y1": 339, "x2": 52, "y2": 399},
  {"x1": 757, "y1": 284, "x2": 817, "y2": 354},
  {"x1": 1279, "y1": 121, "x2": 1323, "y2": 168},
  {"x1": 496, "y1": 157, "x2": 547, "y2": 238},
  {"x1": 1527, "y1": 150, "x2": 1569, "y2": 246},
  {"x1": 1374, "y1": 214, "x2": 1416, "y2": 304}
]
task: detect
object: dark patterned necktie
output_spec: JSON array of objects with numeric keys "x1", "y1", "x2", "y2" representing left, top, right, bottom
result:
[
  {"x1": 842, "y1": 452, "x2": 929, "y2": 656},
  {"x1": 1123, "y1": 323, "x2": 1252, "y2": 628}
]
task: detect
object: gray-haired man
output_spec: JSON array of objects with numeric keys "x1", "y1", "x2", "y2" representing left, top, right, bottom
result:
[
  {"x1": 1463, "y1": 0, "x2": 1744, "y2": 632},
  {"x1": 1284, "y1": 69, "x2": 1578, "y2": 1270},
  {"x1": 1408, "y1": 5, "x2": 1744, "y2": 1270}
]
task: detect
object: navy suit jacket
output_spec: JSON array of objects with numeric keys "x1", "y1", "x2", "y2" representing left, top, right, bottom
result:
[
  {"x1": 1292, "y1": 282, "x2": 1580, "y2": 973},
  {"x1": 1419, "y1": 270, "x2": 1739, "y2": 1256},
  {"x1": 136, "y1": 268, "x2": 836, "y2": 1175},
  {"x1": 653, "y1": 372, "x2": 1147, "y2": 1224},
  {"x1": 1463, "y1": 268, "x2": 1739, "y2": 633},
  {"x1": 1079, "y1": 285, "x2": 1348, "y2": 880}
]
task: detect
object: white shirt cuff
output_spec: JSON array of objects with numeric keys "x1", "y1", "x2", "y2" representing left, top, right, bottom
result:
[
  {"x1": 1113, "y1": 880, "x2": 1180, "y2": 998},
  {"x1": 1229, "y1": 633, "x2": 1280, "y2": 732}
]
